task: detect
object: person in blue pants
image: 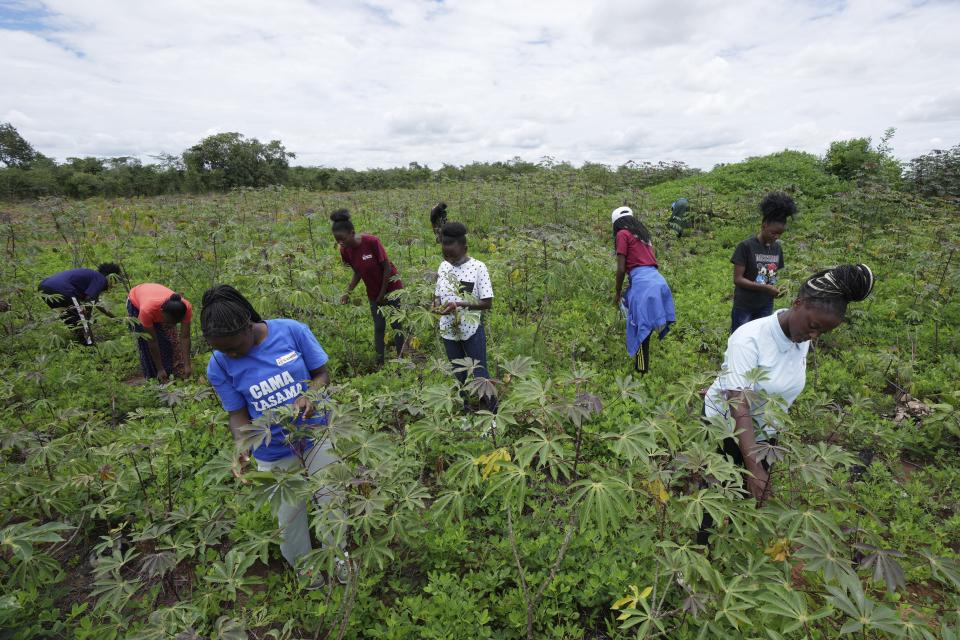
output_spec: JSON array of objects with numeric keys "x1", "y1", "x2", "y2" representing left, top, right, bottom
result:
[{"x1": 433, "y1": 222, "x2": 497, "y2": 413}]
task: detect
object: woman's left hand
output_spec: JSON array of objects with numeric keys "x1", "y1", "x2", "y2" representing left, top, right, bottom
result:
[
  {"x1": 293, "y1": 395, "x2": 315, "y2": 420},
  {"x1": 613, "y1": 292, "x2": 621, "y2": 307}
]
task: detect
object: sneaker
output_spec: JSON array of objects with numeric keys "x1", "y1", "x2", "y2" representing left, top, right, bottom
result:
[
  {"x1": 298, "y1": 568, "x2": 325, "y2": 590},
  {"x1": 334, "y1": 557, "x2": 357, "y2": 585}
]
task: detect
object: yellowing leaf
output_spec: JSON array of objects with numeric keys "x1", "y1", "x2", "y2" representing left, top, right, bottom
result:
[
  {"x1": 646, "y1": 479, "x2": 670, "y2": 504},
  {"x1": 764, "y1": 537, "x2": 791, "y2": 562},
  {"x1": 410, "y1": 336, "x2": 421, "y2": 350},
  {"x1": 510, "y1": 268, "x2": 522, "y2": 284},
  {"x1": 474, "y1": 448, "x2": 511, "y2": 479},
  {"x1": 611, "y1": 584, "x2": 652, "y2": 615}
]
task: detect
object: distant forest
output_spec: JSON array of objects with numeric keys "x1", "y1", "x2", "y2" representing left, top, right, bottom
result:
[{"x1": 0, "y1": 123, "x2": 957, "y2": 200}]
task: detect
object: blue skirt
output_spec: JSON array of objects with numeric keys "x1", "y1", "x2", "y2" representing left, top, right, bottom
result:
[{"x1": 624, "y1": 266, "x2": 675, "y2": 357}]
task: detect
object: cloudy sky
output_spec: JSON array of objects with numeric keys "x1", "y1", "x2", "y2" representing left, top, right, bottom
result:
[{"x1": 2, "y1": 0, "x2": 958, "y2": 169}]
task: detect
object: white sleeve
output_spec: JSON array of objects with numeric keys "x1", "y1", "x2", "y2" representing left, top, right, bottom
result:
[
  {"x1": 475, "y1": 262, "x2": 493, "y2": 299},
  {"x1": 717, "y1": 334, "x2": 759, "y2": 392}
]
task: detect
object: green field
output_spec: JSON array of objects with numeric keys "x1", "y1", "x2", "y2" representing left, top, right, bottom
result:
[{"x1": 1, "y1": 151, "x2": 958, "y2": 639}]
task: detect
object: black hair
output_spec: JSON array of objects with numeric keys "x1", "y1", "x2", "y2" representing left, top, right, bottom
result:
[
  {"x1": 200, "y1": 284, "x2": 263, "y2": 339},
  {"x1": 430, "y1": 202, "x2": 448, "y2": 229},
  {"x1": 440, "y1": 221, "x2": 467, "y2": 246},
  {"x1": 613, "y1": 214, "x2": 652, "y2": 245},
  {"x1": 97, "y1": 262, "x2": 122, "y2": 278},
  {"x1": 760, "y1": 192, "x2": 797, "y2": 225},
  {"x1": 798, "y1": 264, "x2": 874, "y2": 317},
  {"x1": 330, "y1": 209, "x2": 354, "y2": 234},
  {"x1": 160, "y1": 293, "x2": 189, "y2": 322}
]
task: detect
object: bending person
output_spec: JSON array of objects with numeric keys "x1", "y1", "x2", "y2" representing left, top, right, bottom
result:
[
  {"x1": 202, "y1": 285, "x2": 346, "y2": 585},
  {"x1": 430, "y1": 202, "x2": 448, "y2": 243},
  {"x1": 38, "y1": 263, "x2": 121, "y2": 343},
  {"x1": 612, "y1": 206, "x2": 676, "y2": 374},
  {"x1": 434, "y1": 222, "x2": 496, "y2": 413},
  {"x1": 331, "y1": 209, "x2": 405, "y2": 365},
  {"x1": 730, "y1": 192, "x2": 796, "y2": 333},
  {"x1": 127, "y1": 283, "x2": 193, "y2": 382},
  {"x1": 699, "y1": 264, "x2": 874, "y2": 545}
]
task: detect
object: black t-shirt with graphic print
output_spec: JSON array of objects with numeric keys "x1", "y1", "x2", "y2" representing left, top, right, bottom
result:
[{"x1": 731, "y1": 235, "x2": 784, "y2": 311}]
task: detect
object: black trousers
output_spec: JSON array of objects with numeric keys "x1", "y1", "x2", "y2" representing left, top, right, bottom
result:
[
  {"x1": 696, "y1": 436, "x2": 774, "y2": 546},
  {"x1": 370, "y1": 299, "x2": 403, "y2": 363}
]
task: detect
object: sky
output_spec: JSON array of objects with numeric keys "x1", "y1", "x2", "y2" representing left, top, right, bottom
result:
[{"x1": 1, "y1": 0, "x2": 959, "y2": 170}]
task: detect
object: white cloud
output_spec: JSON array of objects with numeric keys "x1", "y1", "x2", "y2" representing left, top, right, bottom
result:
[{"x1": 0, "y1": 0, "x2": 958, "y2": 170}]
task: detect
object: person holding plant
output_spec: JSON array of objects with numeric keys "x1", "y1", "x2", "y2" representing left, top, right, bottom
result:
[
  {"x1": 127, "y1": 283, "x2": 193, "y2": 382},
  {"x1": 201, "y1": 284, "x2": 347, "y2": 586},
  {"x1": 729, "y1": 192, "x2": 796, "y2": 333},
  {"x1": 612, "y1": 206, "x2": 676, "y2": 374},
  {"x1": 698, "y1": 264, "x2": 875, "y2": 545},
  {"x1": 330, "y1": 209, "x2": 405, "y2": 365},
  {"x1": 429, "y1": 202, "x2": 448, "y2": 243},
  {"x1": 38, "y1": 263, "x2": 121, "y2": 343},
  {"x1": 433, "y1": 221, "x2": 497, "y2": 412}
]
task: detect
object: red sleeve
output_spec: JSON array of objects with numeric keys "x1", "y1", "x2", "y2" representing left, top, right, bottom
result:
[{"x1": 615, "y1": 229, "x2": 630, "y2": 256}]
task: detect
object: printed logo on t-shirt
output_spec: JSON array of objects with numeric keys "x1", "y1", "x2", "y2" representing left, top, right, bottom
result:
[
  {"x1": 276, "y1": 351, "x2": 299, "y2": 366},
  {"x1": 249, "y1": 370, "x2": 303, "y2": 412},
  {"x1": 754, "y1": 255, "x2": 779, "y2": 285},
  {"x1": 362, "y1": 254, "x2": 373, "y2": 261}
]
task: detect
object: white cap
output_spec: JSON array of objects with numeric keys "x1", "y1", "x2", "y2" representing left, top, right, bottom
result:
[{"x1": 611, "y1": 206, "x2": 633, "y2": 223}]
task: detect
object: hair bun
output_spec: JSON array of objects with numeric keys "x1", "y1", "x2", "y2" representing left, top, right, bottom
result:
[
  {"x1": 329, "y1": 209, "x2": 351, "y2": 223},
  {"x1": 838, "y1": 264, "x2": 874, "y2": 302},
  {"x1": 440, "y1": 221, "x2": 467, "y2": 238},
  {"x1": 432, "y1": 202, "x2": 447, "y2": 215},
  {"x1": 169, "y1": 293, "x2": 182, "y2": 301}
]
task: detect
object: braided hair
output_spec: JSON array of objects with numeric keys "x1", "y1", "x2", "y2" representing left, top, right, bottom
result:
[
  {"x1": 613, "y1": 214, "x2": 652, "y2": 246},
  {"x1": 798, "y1": 264, "x2": 874, "y2": 317},
  {"x1": 160, "y1": 293, "x2": 189, "y2": 322},
  {"x1": 200, "y1": 285, "x2": 263, "y2": 338},
  {"x1": 760, "y1": 192, "x2": 797, "y2": 225},
  {"x1": 330, "y1": 209, "x2": 354, "y2": 234}
]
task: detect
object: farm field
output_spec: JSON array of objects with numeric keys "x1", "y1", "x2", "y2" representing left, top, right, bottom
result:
[{"x1": 1, "y1": 150, "x2": 958, "y2": 639}]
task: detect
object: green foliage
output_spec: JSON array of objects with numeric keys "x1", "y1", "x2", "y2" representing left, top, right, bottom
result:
[{"x1": 0, "y1": 149, "x2": 957, "y2": 638}]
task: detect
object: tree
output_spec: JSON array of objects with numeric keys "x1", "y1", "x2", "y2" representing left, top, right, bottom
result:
[
  {"x1": 0, "y1": 123, "x2": 41, "y2": 168},
  {"x1": 182, "y1": 132, "x2": 295, "y2": 192}
]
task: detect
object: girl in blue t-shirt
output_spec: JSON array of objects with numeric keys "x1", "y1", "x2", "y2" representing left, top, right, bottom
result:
[{"x1": 202, "y1": 285, "x2": 346, "y2": 584}]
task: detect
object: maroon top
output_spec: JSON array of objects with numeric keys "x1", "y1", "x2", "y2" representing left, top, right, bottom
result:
[
  {"x1": 340, "y1": 234, "x2": 403, "y2": 300},
  {"x1": 615, "y1": 229, "x2": 658, "y2": 270}
]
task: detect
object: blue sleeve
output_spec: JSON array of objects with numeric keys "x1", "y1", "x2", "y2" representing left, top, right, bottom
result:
[
  {"x1": 84, "y1": 272, "x2": 108, "y2": 299},
  {"x1": 206, "y1": 354, "x2": 247, "y2": 413},
  {"x1": 293, "y1": 321, "x2": 329, "y2": 371}
]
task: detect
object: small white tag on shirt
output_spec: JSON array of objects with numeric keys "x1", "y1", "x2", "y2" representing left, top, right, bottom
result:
[{"x1": 276, "y1": 351, "x2": 298, "y2": 366}]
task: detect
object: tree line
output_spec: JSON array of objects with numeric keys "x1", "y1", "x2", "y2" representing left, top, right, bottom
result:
[
  {"x1": 1, "y1": 122, "x2": 957, "y2": 200},
  {"x1": 0, "y1": 123, "x2": 697, "y2": 200}
]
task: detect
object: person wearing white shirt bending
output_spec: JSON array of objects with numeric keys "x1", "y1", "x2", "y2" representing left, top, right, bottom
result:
[{"x1": 699, "y1": 264, "x2": 874, "y2": 545}]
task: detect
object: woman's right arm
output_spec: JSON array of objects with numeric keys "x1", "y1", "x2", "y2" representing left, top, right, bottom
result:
[
  {"x1": 614, "y1": 254, "x2": 627, "y2": 305},
  {"x1": 227, "y1": 408, "x2": 253, "y2": 472},
  {"x1": 726, "y1": 390, "x2": 769, "y2": 500},
  {"x1": 340, "y1": 271, "x2": 361, "y2": 304},
  {"x1": 143, "y1": 325, "x2": 168, "y2": 382}
]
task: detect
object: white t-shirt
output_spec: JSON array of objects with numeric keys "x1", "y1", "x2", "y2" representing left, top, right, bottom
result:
[
  {"x1": 434, "y1": 257, "x2": 494, "y2": 341},
  {"x1": 704, "y1": 309, "x2": 810, "y2": 438}
]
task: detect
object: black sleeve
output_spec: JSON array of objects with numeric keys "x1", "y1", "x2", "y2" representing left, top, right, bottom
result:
[{"x1": 731, "y1": 240, "x2": 749, "y2": 266}]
